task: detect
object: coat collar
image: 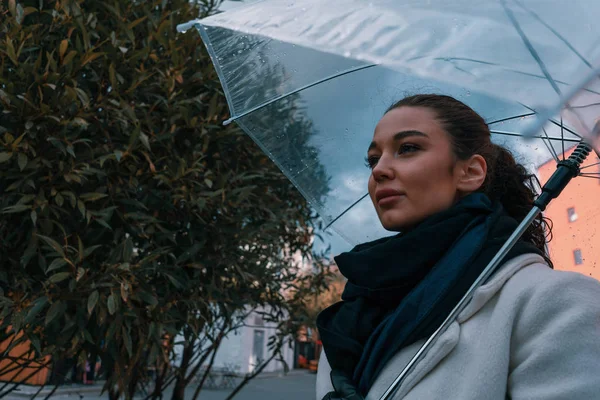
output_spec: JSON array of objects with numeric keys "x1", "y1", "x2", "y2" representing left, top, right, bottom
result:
[{"x1": 457, "y1": 253, "x2": 546, "y2": 323}]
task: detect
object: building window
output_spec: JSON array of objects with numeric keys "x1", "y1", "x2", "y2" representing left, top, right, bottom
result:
[
  {"x1": 253, "y1": 315, "x2": 264, "y2": 326},
  {"x1": 574, "y1": 249, "x2": 583, "y2": 265},
  {"x1": 567, "y1": 207, "x2": 578, "y2": 222}
]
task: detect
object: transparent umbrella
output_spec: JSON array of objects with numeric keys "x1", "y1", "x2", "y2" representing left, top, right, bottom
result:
[
  {"x1": 179, "y1": 0, "x2": 600, "y2": 245},
  {"x1": 178, "y1": 0, "x2": 600, "y2": 398}
]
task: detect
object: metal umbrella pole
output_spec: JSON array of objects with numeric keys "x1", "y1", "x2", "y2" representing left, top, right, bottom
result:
[{"x1": 380, "y1": 142, "x2": 594, "y2": 400}]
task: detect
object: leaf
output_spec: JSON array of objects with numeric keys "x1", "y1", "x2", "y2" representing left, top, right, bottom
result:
[
  {"x1": 78, "y1": 235, "x2": 84, "y2": 261},
  {"x1": 8, "y1": 0, "x2": 16, "y2": 16},
  {"x1": 81, "y1": 51, "x2": 105, "y2": 66},
  {"x1": 109, "y1": 63, "x2": 117, "y2": 89},
  {"x1": 123, "y1": 237, "x2": 134, "y2": 262},
  {"x1": 21, "y1": 244, "x2": 37, "y2": 267},
  {"x1": 22, "y1": 7, "x2": 37, "y2": 18},
  {"x1": 0, "y1": 152, "x2": 13, "y2": 163},
  {"x1": 5, "y1": 36, "x2": 18, "y2": 65},
  {"x1": 75, "y1": 88, "x2": 90, "y2": 108},
  {"x1": 138, "y1": 291, "x2": 158, "y2": 307},
  {"x1": 46, "y1": 258, "x2": 67, "y2": 274},
  {"x1": 77, "y1": 200, "x2": 86, "y2": 217},
  {"x1": 122, "y1": 327, "x2": 132, "y2": 357},
  {"x1": 166, "y1": 274, "x2": 184, "y2": 290},
  {"x1": 59, "y1": 39, "x2": 68, "y2": 59},
  {"x1": 55, "y1": 193, "x2": 64, "y2": 207},
  {"x1": 107, "y1": 293, "x2": 116, "y2": 315},
  {"x1": 80, "y1": 193, "x2": 108, "y2": 202},
  {"x1": 18, "y1": 153, "x2": 28, "y2": 170},
  {"x1": 139, "y1": 133, "x2": 151, "y2": 150},
  {"x1": 76, "y1": 268, "x2": 85, "y2": 281},
  {"x1": 11, "y1": 132, "x2": 26, "y2": 148},
  {"x1": 30, "y1": 210, "x2": 37, "y2": 225},
  {"x1": 45, "y1": 301, "x2": 65, "y2": 325},
  {"x1": 95, "y1": 219, "x2": 112, "y2": 230},
  {"x1": 83, "y1": 245, "x2": 102, "y2": 259},
  {"x1": 62, "y1": 50, "x2": 77, "y2": 66},
  {"x1": 120, "y1": 283, "x2": 129, "y2": 302},
  {"x1": 88, "y1": 290, "x2": 99, "y2": 315},
  {"x1": 127, "y1": 16, "x2": 147, "y2": 30},
  {"x1": 37, "y1": 234, "x2": 66, "y2": 258},
  {"x1": 205, "y1": 178, "x2": 213, "y2": 188},
  {"x1": 2, "y1": 205, "x2": 30, "y2": 213},
  {"x1": 15, "y1": 3, "x2": 24, "y2": 24},
  {"x1": 25, "y1": 297, "x2": 48, "y2": 323},
  {"x1": 48, "y1": 272, "x2": 71, "y2": 283}
]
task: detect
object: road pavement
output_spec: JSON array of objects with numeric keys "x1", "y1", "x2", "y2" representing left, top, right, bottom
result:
[{"x1": 5, "y1": 370, "x2": 317, "y2": 400}]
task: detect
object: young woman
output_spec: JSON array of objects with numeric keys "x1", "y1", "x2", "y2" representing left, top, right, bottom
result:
[{"x1": 316, "y1": 95, "x2": 600, "y2": 400}]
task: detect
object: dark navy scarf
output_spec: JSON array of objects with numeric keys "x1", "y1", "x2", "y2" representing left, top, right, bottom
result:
[{"x1": 317, "y1": 193, "x2": 542, "y2": 398}]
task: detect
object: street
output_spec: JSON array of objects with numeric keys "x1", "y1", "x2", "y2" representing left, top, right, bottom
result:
[{"x1": 6, "y1": 371, "x2": 316, "y2": 400}]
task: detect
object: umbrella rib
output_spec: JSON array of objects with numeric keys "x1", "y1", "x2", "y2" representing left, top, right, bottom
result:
[
  {"x1": 560, "y1": 117, "x2": 565, "y2": 160},
  {"x1": 490, "y1": 130, "x2": 580, "y2": 143},
  {"x1": 223, "y1": 64, "x2": 378, "y2": 125},
  {"x1": 501, "y1": 0, "x2": 562, "y2": 96},
  {"x1": 487, "y1": 113, "x2": 537, "y2": 125},
  {"x1": 580, "y1": 161, "x2": 600, "y2": 170},
  {"x1": 516, "y1": 102, "x2": 584, "y2": 141},
  {"x1": 426, "y1": 57, "x2": 600, "y2": 96},
  {"x1": 541, "y1": 127, "x2": 560, "y2": 162},
  {"x1": 546, "y1": 119, "x2": 582, "y2": 138},
  {"x1": 324, "y1": 193, "x2": 370, "y2": 230},
  {"x1": 567, "y1": 102, "x2": 600, "y2": 110},
  {"x1": 513, "y1": 0, "x2": 593, "y2": 69}
]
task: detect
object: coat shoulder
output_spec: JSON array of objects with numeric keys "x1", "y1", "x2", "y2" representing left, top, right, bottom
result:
[{"x1": 504, "y1": 261, "x2": 600, "y2": 303}]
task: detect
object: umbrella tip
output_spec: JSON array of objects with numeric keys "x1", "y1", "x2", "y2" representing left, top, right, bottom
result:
[
  {"x1": 176, "y1": 20, "x2": 200, "y2": 33},
  {"x1": 223, "y1": 118, "x2": 234, "y2": 126}
]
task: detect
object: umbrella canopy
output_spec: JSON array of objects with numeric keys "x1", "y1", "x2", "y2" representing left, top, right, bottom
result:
[{"x1": 179, "y1": 0, "x2": 600, "y2": 245}]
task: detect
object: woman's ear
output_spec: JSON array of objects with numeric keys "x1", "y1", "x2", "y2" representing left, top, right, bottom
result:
[{"x1": 457, "y1": 154, "x2": 487, "y2": 192}]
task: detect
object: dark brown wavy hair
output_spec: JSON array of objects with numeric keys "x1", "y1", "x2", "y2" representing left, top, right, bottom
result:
[{"x1": 387, "y1": 94, "x2": 553, "y2": 266}]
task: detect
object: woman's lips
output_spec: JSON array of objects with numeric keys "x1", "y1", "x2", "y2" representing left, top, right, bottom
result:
[
  {"x1": 378, "y1": 194, "x2": 404, "y2": 207},
  {"x1": 375, "y1": 188, "x2": 406, "y2": 207}
]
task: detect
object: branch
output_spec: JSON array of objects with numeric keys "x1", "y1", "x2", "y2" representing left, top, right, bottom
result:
[
  {"x1": 190, "y1": 338, "x2": 221, "y2": 400},
  {"x1": 223, "y1": 350, "x2": 280, "y2": 400}
]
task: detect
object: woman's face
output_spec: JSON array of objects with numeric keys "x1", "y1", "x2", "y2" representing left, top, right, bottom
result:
[{"x1": 367, "y1": 106, "x2": 472, "y2": 231}]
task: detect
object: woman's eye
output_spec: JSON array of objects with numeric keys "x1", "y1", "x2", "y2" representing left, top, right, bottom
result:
[
  {"x1": 398, "y1": 143, "x2": 420, "y2": 154},
  {"x1": 364, "y1": 156, "x2": 379, "y2": 169}
]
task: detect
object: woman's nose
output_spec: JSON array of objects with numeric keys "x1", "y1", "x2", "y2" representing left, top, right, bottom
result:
[{"x1": 371, "y1": 156, "x2": 395, "y2": 182}]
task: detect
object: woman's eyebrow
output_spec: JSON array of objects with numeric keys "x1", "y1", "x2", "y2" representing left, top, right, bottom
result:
[{"x1": 368, "y1": 130, "x2": 428, "y2": 151}]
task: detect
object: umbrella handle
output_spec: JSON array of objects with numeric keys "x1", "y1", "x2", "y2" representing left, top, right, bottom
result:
[
  {"x1": 534, "y1": 142, "x2": 593, "y2": 210},
  {"x1": 379, "y1": 141, "x2": 594, "y2": 400}
]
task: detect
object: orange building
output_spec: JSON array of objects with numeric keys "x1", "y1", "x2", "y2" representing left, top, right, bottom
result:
[
  {"x1": 0, "y1": 332, "x2": 50, "y2": 385},
  {"x1": 537, "y1": 148, "x2": 600, "y2": 280}
]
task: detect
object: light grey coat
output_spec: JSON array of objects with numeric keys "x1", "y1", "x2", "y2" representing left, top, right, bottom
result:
[{"x1": 316, "y1": 254, "x2": 600, "y2": 399}]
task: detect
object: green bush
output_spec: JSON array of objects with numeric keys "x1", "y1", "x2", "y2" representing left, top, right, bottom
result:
[{"x1": 0, "y1": 0, "x2": 329, "y2": 398}]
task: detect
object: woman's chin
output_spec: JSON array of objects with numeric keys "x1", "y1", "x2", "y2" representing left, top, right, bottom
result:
[
  {"x1": 379, "y1": 212, "x2": 421, "y2": 232},
  {"x1": 380, "y1": 219, "x2": 406, "y2": 232}
]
